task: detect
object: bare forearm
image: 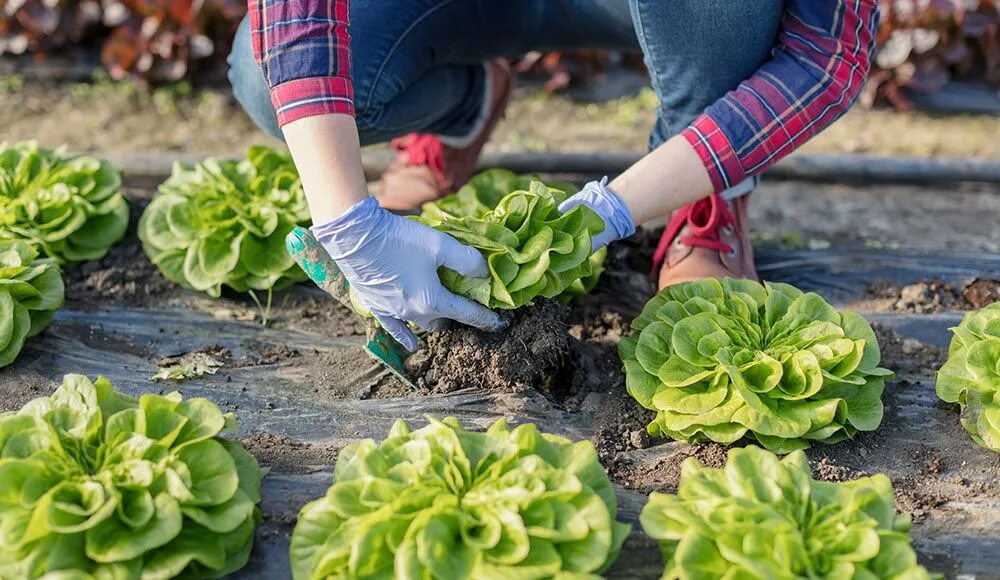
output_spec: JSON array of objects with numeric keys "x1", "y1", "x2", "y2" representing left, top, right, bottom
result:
[
  {"x1": 610, "y1": 134, "x2": 713, "y2": 225},
  {"x1": 282, "y1": 114, "x2": 368, "y2": 224}
]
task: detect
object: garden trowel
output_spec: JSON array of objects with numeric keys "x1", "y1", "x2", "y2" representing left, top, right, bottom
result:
[{"x1": 285, "y1": 227, "x2": 418, "y2": 390}]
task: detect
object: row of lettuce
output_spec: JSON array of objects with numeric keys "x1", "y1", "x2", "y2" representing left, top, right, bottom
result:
[
  {"x1": 0, "y1": 139, "x2": 997, "y2": 577},
  {"x1": 2, "y1": 140, "x2": 998, "y2": 454},
  {"x1": 1, "y1": 374, "x2": 932, "y2": 578}
]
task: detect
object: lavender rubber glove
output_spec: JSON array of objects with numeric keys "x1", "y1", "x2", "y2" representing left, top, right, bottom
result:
[
  {"x1": 558, "y1": 177, "x2": 636, "y2": 253},
  {"x1": 311, "y1": 197, "x2": 503, "y2": 351}
]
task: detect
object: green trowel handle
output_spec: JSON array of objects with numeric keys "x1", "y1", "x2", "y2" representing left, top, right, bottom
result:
[{"x1": 285, "y1": 227, "x2": 353, "y2": 309}]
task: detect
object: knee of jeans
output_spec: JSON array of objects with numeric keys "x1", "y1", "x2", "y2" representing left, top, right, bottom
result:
[{"x1": 227, "y1": 16, "x2": 283, "y2": 141}]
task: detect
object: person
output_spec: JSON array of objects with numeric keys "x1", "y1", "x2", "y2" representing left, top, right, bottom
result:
[{"x1": 228, "y1": 1, "x2": 878, "y2": 351}]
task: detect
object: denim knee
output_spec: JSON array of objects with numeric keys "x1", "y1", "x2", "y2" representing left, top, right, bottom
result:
[{"x1": 227, "y1": 16, "x2": 283, "y2": 141}]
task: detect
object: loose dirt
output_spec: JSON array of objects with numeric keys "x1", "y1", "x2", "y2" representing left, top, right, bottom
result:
[
  {"x1": 861, "y1": 278, "x2": 1000, "y2": 314},
  {"x1": 239, "y1": 432, "x2": 341, "y2": 474},
  {"x1": 404, "y1": 299, "x2": 572, "y2": 394}
]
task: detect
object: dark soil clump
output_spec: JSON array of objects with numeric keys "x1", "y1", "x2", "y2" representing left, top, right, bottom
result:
[{"x1": 404, "y1": 300, "x2": 571, "y2": 394}]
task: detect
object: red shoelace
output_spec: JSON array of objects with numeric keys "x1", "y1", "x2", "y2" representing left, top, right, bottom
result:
[
  {"x1": 391, "y1": 133, "x2": 447, "y2": 187},
  {"x1": 652, "y1": 195, "x2": 736, "y2": 273}
]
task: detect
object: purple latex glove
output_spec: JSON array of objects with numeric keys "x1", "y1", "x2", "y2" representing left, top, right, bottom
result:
[
  {"x1": 558, "y1": 177, "x2": 636, "y2": 253},
  {"x1": 311, "y1": 197, "x2": 503, "y2": 351}
]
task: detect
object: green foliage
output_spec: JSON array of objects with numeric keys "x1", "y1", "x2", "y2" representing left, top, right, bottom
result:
[
  {"x1": 290, "y1": 417, "x2": 630, "y2": 579},
  {"x1": 420, "y1": 169, "x2": 606, "y2": 304},
  {"x1": 641, "y1": 446, "x2": 933, "y2": 579},
  {"x1": 0, "y1": 374, "x2": 262, "y2": 579},
  {"x1": 0, "y1": 240, "x2": 64, "y2": 368},
  {"x1": 936, "y1": 302, "x2": 1000, "y2": 451},
  {"x1": 0, "y1": 140, "x2": 128, "y2": 262},
  {"x1": 619, "y1": 278, "x2": 893, "y2": 453},
  {"x1": 139, "y1": 146, "x2": 310, "y2": 298},
  {"x1": 417, "y1": 176, "x2": 605, "y2": 309}
]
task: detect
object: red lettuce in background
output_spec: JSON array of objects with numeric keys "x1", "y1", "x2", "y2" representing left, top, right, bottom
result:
[
  {"x1": 866, "y1": 0, "x2": 1000, "y2": 110},
  {"x1": 1, "y1": 0, "x2": 997, "y2": 104},
  {"x1": 0, "y1": 0, "x2": 245, "y2": 82}
]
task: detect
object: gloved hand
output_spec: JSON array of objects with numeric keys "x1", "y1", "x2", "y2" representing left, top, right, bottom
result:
[
  {"x1": 558, "y1": 177, "x2": 636, "y2": 253},
  {"x1": 311, "y1": 197, "x2": 504, "y2": 351}
]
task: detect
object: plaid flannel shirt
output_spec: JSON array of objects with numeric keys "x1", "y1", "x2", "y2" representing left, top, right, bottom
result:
[{"x1": 248, "y1": 0, "x2": 878, "y2": 193}]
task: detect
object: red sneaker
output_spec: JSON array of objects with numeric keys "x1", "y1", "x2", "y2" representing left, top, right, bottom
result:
[
  {"x1": 377, "y1": 60, "x2": 513, "y2": 211},
  {"x1": 652, "y1": 194, "x2": 758, "y2": 290}
]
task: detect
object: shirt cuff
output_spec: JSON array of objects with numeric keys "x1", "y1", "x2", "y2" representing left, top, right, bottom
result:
[
  {"x1": 681, "y1": 114, "x2": 747, "y2": 194},
  {"x1": 270, "y1": 76, "x2": 356, "y2": 127}
]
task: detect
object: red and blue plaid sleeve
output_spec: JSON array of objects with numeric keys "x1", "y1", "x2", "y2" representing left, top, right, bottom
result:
[
  {"x1": 682, "y1": 0, "x2": 879, "y2": 193},
  {"x1": 247, "y1": 0, "x2": 354, "y2": 127}
]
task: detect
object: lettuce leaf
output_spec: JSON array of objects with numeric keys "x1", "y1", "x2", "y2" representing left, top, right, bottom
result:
[
  {"x1": 290, "y1": 417, "x2": 630, "y2": 579},
  {"x1": 417, "y1": 177, "x2": 605, "y2": 309},
  {"x1": 420, "y1": 169, "x2": 606, "y2": 304},
  {"x1": 0, "y1": 240, "x2": 64, "y2": 368},
  {"x1": 620, "y1": 278, "x2": 893, "y2": 452},
  {"x1": 0, "y1": 141, "x2": 127, "y2": 262},
  {"x1": 138, "y1": 146, "x2": 310, "y2": 298},
  {"x1": 936, "y1": 302, "x2": 1000, "y2": 451},
  {"x1": 0, "y1": 374, "x2": 262, "y2": 579},
  {"x1": 641, "y1": 446, "x2": 934, "y2": 579}
]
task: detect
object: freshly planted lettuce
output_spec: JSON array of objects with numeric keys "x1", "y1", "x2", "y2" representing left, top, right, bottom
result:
[
  {"x1": 641, "y1": 446, "x2": 932, "y2": 579},
  {"x1": 139, "y1": 146, "x2": 310, "y2": 298},
  {"x1": 417, "y1": 179, "x2": 605, "y2": 309},
  {"x1": 619, "y1": 278, "x2": 893, "y2": 453},
  {"x1": 0, "y1": 374, "x2": 262, "y2": 579},
  {"x1": 420, "y1": 169, "x2": 606, "y2": 302},
  {"x1": 0, "y1": 240, "x2": 64, "y2": 368},
  {"x1": 936, "y1": 302, "x2": 1000, "y2": 451},
  {"x1": 291, "y1": 417, "x2": 630, "y2": 579},
  {"x1": 0, "y1": 140, "x2": 128, "y2": 262}
]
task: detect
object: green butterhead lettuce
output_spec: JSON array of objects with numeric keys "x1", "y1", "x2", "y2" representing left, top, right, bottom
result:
[
  {"x1": 641, "y1": 446, "x2": 933, "y2": 579},
  {"x1": 138, "y1": 146, "x2": 310, "y2": 297},
  {"x1": 0, "y1": 240, "x2": 64, "y2": 368},
  {"x1": 417, "y1": 178, "x2": 605, "y2": 309},
  {"x1": 290, "y1": 417, "x2": 630, "y2": 579},
  {"x1": 0, "y1": 374, "x2": 262, "y2": 579},
  {"x1": 936, "y1": 302, "x2": 1000, "y2": 451},
  {"x1": 0, "y1": 140, "x2": 128, "y2": 262},
  {"x1": 420, "y1": 169, "x2": 606, "y2": 303},
  {"x1": 620, "y1": 278, "x2": 893, "y2": 453}
]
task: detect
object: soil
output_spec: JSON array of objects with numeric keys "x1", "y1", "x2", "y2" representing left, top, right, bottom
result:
[
  {"x1": 862, "y1": 278, "x2": 1000, "y2": 314},
  {"x1": 239, "y1": 432, "x2": 341, "y2": 474},
  {"x1": 873, "y1": 325, "x2": 948, "y2": 375},
  {"x1": 404, "y1": 300, "x2": 572, "y2": 394}
]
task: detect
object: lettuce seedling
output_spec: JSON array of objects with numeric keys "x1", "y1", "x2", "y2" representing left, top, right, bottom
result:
[
  {"x1": 420, "y1": 169, "x2": 606, "y2": 302},
  {"x1": 0, "y1": 140, "x2": 128, "y2": 262},
  {"x1": 139, "y1": 146, "x2": 310, "y2": 298},
  {"x1": 0, "y1": 240, "x2": 64, "y2": 368},
  {"x1": 417, "y1": 179, "x2": 605, "y2": 309},
  {"x1": 291, "y1": 417, "x2": 630, "y2": 579},
  {"x1": 0, "y1": 374, "x2": 262, "y2": 579},
  {"x1": 641, "y1": 446, "x2": 933, "y2": 579},
  {"x1": 936, "y1": 302, "x2": 1000, "y2": 451},
  {"x1": 620, "y1": 278, "x2": 893, "y2": 453}
]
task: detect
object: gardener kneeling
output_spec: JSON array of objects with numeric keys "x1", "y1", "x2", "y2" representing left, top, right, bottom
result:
[{"x1": 228, "y1": 0, "x2": 878, "y2": 349}]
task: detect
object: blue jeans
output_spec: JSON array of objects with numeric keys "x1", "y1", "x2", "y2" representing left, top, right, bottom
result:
[{"x1": 228, "y1": 0, "x2": 783, "y2": 156}]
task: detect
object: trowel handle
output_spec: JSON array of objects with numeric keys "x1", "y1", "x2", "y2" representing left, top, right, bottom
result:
[{"x1": 285, "y1": 227, "x2": 354, "y2": 309}]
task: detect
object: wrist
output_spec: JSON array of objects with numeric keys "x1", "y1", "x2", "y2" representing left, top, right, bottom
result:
[
  {"x1": 310, "y1": 196, "x2": 385, "y2": 256},
  {"x1": 583, "y1": 177, "x2": 636, "y2": 240}
]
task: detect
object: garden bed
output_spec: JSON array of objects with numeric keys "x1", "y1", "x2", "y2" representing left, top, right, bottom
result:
[{"x1": 3, "y1": 187, "x2": 999, "y2": 578}]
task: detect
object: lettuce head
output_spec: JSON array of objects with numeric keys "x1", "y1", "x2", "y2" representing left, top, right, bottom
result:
[
  {"x1": 0, "y1": 240, "x2": 64, "y2": 368},
  {"x1": 138, "y1": 146, "x2": 310, "y2": 297},
  {"x1": 0, "y1": 140, "x2": 128, "y2": 262},
  {"x1": 620, "y1": 278, "x2": 893, "y2": 453},
  {"x1": 641, "y1": 446, "x2": 933, "y2": 579},
  {"x1": 0, "y1": 375, "x2": 262, "y2": 579},
  {"x1": 936, "y1": 302, "x2": 1000, "y2": 451},
  {"x1": 291, "y1": 417, "x2": 630, "y2": 579}
]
